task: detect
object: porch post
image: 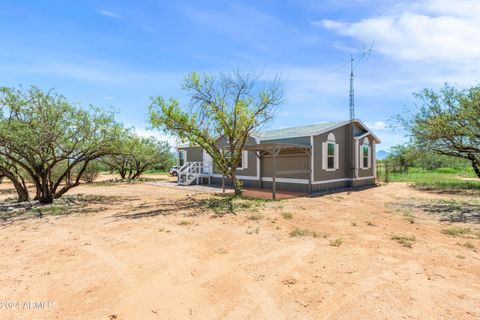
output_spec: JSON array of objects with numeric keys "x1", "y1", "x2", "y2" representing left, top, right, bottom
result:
[
  {"x1": 307, "y1": 148, "x2": 312, "y2": 194},
  {"x1": 258, "y1": 151, "x2": 263, "y2": 189},
  {"x1": 272, "y1": 148, "x2": 277, "y2": 201}
]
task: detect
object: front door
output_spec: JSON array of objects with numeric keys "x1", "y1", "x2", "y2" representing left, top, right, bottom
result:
[{"x1": 203, "y1": 150, "x2": 213, "y2": 174}]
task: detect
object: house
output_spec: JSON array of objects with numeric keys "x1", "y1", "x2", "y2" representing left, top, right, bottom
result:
[{"x1": 176, "y1": 119, "x2": 380, "y2": 197}]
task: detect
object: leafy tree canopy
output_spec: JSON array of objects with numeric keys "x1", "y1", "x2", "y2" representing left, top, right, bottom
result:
[
  {"x1": 397, "y1": 84, "x2": 480, "y2": 178},
  {"x1": 0, "y1": 86, "x2": 125, "y2": 203},
  {"x1": 149, "y1": 70, "x2": 283, "y2": 196},
  {"x1": 104, "y1": 133, "x2": 173, "y2": 180}
]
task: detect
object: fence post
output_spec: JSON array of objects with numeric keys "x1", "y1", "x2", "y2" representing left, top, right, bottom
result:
[{"x1": 385, "y1": 162, "x2": 389, "y2": 183}]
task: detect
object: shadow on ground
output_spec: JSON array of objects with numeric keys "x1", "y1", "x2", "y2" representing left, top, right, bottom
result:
[
  {"x1": 390, "y1": 199, "x2": 480, "y2": 224},
  {"x1": 0, "y1": 194, "x2": 136, "y2": 225}
]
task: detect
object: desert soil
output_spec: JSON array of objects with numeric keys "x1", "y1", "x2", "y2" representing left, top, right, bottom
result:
[{"x1": 0, "y1": 175, "x2": 479, "y2": 320}]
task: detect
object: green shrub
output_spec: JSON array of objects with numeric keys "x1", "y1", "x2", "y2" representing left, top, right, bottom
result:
[{"x1": 442, "y1": 227, "x2": 471, "y2": 236}]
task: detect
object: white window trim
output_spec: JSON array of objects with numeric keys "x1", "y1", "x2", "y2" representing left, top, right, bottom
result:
[
  {"x1": 178, "y1": 150, "x2": 187, "y2": 166},
  {"x1": 322, "y1": 133, "x2": 339, "y2": 172},
  {"x1": 361, "y1": 143, "x2": 371, "y2": 170},
  {"x1": 326, "y1": 141, "x2": 336, "y2": 171},
  {"x1": 238, "y1": 150, "x2": 248, "y2": 170}
]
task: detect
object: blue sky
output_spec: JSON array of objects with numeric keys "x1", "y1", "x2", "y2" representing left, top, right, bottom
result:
[{"x1": 1, "y1": 0, "x2": 479, "y2": 151}]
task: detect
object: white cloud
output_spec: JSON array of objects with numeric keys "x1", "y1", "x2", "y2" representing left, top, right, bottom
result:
[
  {"x1": 372, "y1": 121, "x2": 387, "y2": 129},
  {"x1": 95, "y1": 9, "x2": 122, "y2": 19},
  {"x1": 315, "y1": 0, "x2": 480, "y2": 62}
]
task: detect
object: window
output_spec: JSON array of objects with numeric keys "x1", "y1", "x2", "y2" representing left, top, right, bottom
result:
[
  {"x1": 363, "y1": 145, "x2": 369, "y2": 168},
  {"x1": 178, "y1": 150, "x2": 185, "y2": 166},
  {"x1": 362, "y1": 138, "x2": 370, "y2": 169},
  {"x1": 327, "y1": 142, "x2": 335, "y2": 170},
  {"x1": 322, "y1": 132, "x2": 338, "y2": 171},
  {"x1": 223, "y1": 149, "x2": 247, "y2": 169}
]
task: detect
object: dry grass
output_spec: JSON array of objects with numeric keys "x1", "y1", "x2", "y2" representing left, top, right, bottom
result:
[
  {"x1": 281, "y1": 212, "x2": 293, "y2": 220},
  {"x1": 289, "y1": 227, "x2": 328, "y2": 238},
  {"x1": 329, "y1": 238, "x2": 343, "y2": 247},
  {"x1": 391, "y1": 234, "x2": 416, "y2": 248},
  {"x1": 442, "y1": 227, "x2": 471, "y2": 236}
]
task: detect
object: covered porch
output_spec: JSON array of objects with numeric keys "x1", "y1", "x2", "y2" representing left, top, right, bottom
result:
[{"x1": 243, "y1": 142, "x2": 312, "y2": 200}]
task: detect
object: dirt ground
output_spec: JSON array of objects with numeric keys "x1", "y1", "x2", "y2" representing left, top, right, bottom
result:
[{"x1": 0, "y1": 175, "x2": 479, "y2": 320}]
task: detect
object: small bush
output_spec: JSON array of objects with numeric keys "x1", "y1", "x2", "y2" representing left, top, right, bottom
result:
[
  {"x1": 289, "y1": 227, "x2": 326, "y2": 238},
  {"x1": 329, "y1": 238, "x2": 343, "y2": 246},
  {"x1": 403, "y1": 211, "x2": 415, "y2": 224},
  {"x1": 391, "y1": 234, "x2": 416, "y2": 248},
  {"x1": 281, "y1": 212, "x2": 293, "y2": 220},
  {"x1": 178, "y1": 220, "x2": 192, "y2": 226},
  {"x1": 442, "y1": 227, "x2": 471, "y2": 236},
  {"x1": 365, "y1": 221, "x2": 376, "y2": 226},
  {"x1": 290, "y1": 228, "x2": 308, "y2": 237}
]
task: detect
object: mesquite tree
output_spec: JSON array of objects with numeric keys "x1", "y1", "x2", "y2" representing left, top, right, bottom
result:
[
  {"x1": 0, "y1": 86, "x2": 124, "y2": 203},
  {"x1": 149, "y1": 70, "x2": 283, "y2": 196},
  {"x1": 0, "y1": 157, "x2": 29, "y2": 202},
  {"x1": 104, "y1": 134, "x2": 173, "y2": 180},
  {"x1": 398, "y1": 84, "x2": 480, "y2": 178}
]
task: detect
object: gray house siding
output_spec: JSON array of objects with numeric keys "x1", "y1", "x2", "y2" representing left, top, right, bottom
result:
[
  {"x1": 213, "y1": 136, "x2": 258, "y2": 177},
  {"x1": 313, "y1": 124, "x2": 351, "y2": 182},
  {"x1": 177, "y1": 146, "x2": 203, "y2": 163}
]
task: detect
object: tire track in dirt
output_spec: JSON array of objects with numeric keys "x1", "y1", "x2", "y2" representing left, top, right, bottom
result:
[
  {"x1": 193, "y1": 226, "x2": 318, "y2": 318},
  {"x1": 309, "y1": 269, "x2": 396, "y2": 319}
]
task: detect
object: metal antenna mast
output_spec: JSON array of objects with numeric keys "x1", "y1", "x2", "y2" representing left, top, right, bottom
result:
[
  {"x1": 345, "y1": 41, "x2": 374, "y2": 181},
  {"x1": 349, "y1": 54, "x2": 355, "y2": 122}
]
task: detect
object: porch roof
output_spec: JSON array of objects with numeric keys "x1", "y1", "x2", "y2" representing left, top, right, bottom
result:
[{"x1": 243, "y1": 142, "x2": 311, "y2": 153}]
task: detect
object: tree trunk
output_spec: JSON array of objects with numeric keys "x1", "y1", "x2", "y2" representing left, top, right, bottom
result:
[
  {"x1": 38, "y1": 185, "x2": 54, "y2": 204},
  {"x1": 131, "y1": 170, "x2": 142, "y2": 180},
  {"x1": 37, "y1": 173, "x2": 54, "y2": 204},
  {"x1": 230, "y1": 169, "x2": 242, "y2": 197},
  {"x1": 38, "y1": 193, "x2": 54, "y2": 204},
  {"x1": 1, "y1": 170, "x2": 29, "y2": 202},
  {"x1": 469, "y1": 155, "x2": 480, "y2": 178}
]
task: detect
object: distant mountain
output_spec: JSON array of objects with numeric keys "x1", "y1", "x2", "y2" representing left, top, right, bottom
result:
[{"x1": 376, "y1": 150, "x2": 390, "y2": 160}]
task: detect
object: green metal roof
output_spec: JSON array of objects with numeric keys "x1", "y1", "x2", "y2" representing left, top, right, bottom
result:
[{"x1": 255, "y1": 120, "x2": 348, "y2": 141}]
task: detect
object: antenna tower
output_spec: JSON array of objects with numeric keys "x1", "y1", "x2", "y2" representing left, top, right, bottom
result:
[
  {"x1": 345, "y1": 42, "x2": 374, "y2": 181},
  {"x1": 349, "y1": 54, "x2": 355, "y2": 122}
]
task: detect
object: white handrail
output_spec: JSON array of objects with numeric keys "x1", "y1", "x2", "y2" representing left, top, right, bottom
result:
[{"x1": 177, "y1": 162, "x2": 208, "y2": 185}]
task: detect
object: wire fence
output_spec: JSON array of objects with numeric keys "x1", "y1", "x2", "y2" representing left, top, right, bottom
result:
[
  {"x1": 376, "y1": 160, "x2": 412, "y2": 183},
  {"x1": 376, "y1": 161, "x2": 390, "y2": 183}
]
